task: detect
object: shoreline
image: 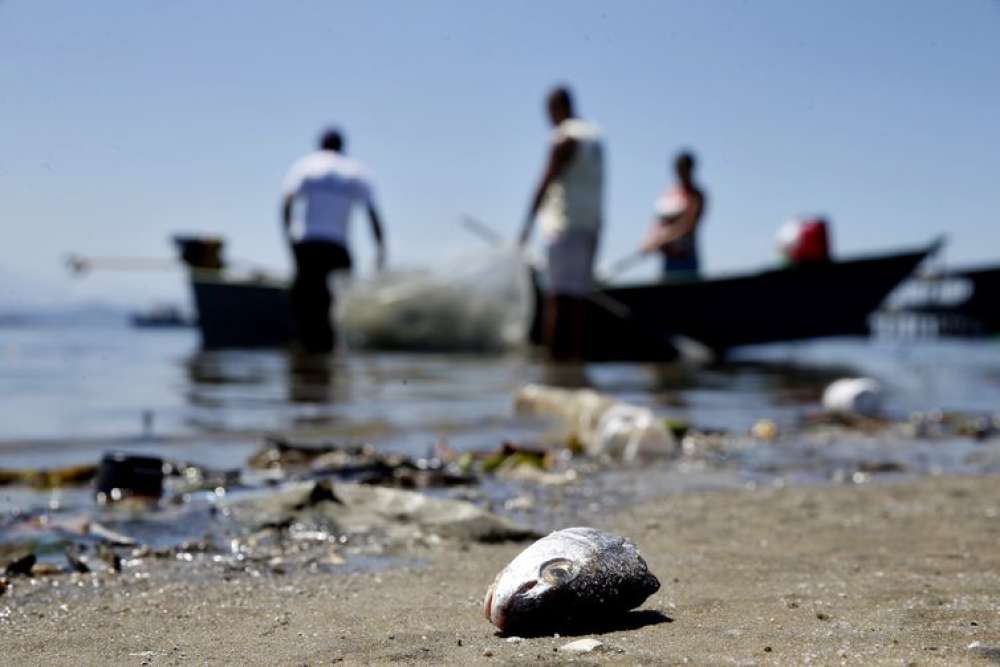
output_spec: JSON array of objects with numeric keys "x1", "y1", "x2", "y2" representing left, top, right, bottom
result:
[{"x1": 3, "y1": 473, "x2": 999, "y2": 664}]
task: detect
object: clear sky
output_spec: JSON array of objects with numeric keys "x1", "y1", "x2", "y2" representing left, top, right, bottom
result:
[{"x1": 2, "y1": 0, "x2": 998, "y2": 307}]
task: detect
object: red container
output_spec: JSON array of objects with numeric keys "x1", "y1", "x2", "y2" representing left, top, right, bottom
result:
[{"x1": 788, "y1": 219, "x2": 831, "y2": 263}]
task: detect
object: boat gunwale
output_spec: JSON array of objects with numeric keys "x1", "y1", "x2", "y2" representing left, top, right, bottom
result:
[{"x1": 597, "y1": 238, "x2": 942, "y2": 293}]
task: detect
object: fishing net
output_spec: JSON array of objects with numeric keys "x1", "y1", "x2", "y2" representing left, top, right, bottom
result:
[{"x1": 337, "y1": 248, "x2": 534, "y2": 353}]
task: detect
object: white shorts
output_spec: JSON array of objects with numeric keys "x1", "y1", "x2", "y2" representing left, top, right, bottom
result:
[{"x1": 546, "y1": 229, "x2": 598, "y2": 297}]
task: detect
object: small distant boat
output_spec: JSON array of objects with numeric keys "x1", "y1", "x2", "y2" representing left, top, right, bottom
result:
[
  {"x1": 130, "y1": 304, "x2": 194, "y2": 329},
  {"x1": 890, "y1": 263, "x2": 1000, "y2": 336},
  {"x1": 173, "y1": 236, "x2": 940, "y2": 358}
]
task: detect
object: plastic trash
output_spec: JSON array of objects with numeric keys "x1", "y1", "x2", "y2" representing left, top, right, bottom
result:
[
  {"x1": 514, "y1": 384, "x2": 615, "y2": 441},
  {"x1": 750, "y1": 418, "x2": 779, "y2": 441},
  {"x1": 822, "y1": 378, "x2": 883, "y2": 417},
  {"x1": 95, "y1": 452, "x2": 166, "y2": 504},
  {"x1": 595, "y1": 404, "x2": 675, "y2": 461},
  {"x1": 513, "y1": 384, "x2": 676, "y2": 460}
]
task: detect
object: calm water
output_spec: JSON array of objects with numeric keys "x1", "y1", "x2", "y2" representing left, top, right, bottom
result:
[
  {"x1": 2, "y1": 321, "x2": 1000, "y2": 503},
  {"x1": 3, "y1": 320, "x2": 1000, "y2": 556}
]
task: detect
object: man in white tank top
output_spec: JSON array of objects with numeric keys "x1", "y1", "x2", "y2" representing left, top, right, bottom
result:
[
  {"x1": 281, "y1": 128, "x2": 387, "y2": 352},
  {"x1": 519, "y1": 86, "x2": 604, "y2": 361}
]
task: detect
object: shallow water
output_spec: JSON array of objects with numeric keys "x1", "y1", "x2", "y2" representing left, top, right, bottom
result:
[
  {"x1": 2, "y1": 321, "x2": 1000, "y2": 548},
  {"x1": 2, "y1": 322, "x2": 999, "y2": 461}
]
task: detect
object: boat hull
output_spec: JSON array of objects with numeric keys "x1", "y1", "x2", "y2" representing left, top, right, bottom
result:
[
  {"x1": 533, "y1": 244, "x2": 937, "y2": 360},
  {"x1": 897, "y1": 264, "x2": 1000, "y2": 335},
  {"x1": 186, "y1": 243, "x2": 936, "y2": 357},
  {"x1": 189, "y1": 274, "x2": 293, "y2": 349}
]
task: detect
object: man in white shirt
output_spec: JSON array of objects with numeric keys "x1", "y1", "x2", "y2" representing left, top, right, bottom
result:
[
  {"x1": 519, "y1": 86, "x2": 604, "y2": 361},
  {"x1": 281, "y1": 128, "x2": 386, "y2": 352}
]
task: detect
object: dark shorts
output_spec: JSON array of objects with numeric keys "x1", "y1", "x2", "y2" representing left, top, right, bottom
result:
[
  {"x1": 293, "y1": 240, "x2": 352, "y2": 276},
  {"x1": 290, "y1": 241, "x2": 352, "y2": 352}
]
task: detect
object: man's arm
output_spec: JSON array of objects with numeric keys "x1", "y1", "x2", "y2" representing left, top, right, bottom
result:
[
  {"x1": 641, "y1": 191, "x2": 703, "y2": 253},
  {"x1": 519, "y1": 138, "x2": 577, "y2": 246},
  {"x1": 367, "y1": 202, "x2": 386, "y2": 270},
  {"x1": 281, "y1": 193, "x2": 294, "y2": 245}
]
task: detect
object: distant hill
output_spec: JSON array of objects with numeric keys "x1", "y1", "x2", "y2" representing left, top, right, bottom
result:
[
  {"x1": 0, "y1": 265, "x2": 128, "y2": 327},
  {"x1": 0, "y1": 302, "x2": 129, "y2": 327}
]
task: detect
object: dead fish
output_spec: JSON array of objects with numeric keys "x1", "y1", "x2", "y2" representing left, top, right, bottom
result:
[{"x1": 484, "y1": 527, "x2": 659, "y2": 635}]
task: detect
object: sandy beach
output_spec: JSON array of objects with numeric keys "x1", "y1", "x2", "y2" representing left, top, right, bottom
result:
[{"x1": 2, "y1": 473, "x2": 998, "y2": 665}]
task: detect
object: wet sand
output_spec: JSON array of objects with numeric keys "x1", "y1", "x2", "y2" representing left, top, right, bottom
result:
[{"x1": 3, "y1": 474, "x2": 1000, "y2": 665}]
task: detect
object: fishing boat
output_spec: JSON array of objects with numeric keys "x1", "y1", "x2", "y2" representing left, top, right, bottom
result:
[
  {"x1": 563, "y1": 239, "x2": 941, "y2": 360},
  {"x1": 130, "y1": 304, "x2": 194, "y2": 329},
  {"x1": 174, "y1": 236, "x2": 940, "y2": 358},
  {"x1": 173, "y1": 237, "x2": 293, "y2": 348},
  {"x1": 887, "y1": 263, "x2": 1000, "y2": 336}
]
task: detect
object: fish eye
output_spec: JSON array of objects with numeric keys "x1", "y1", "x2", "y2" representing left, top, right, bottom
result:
[{"x1": 539, "y1": 558, "x2": 578, "y2": 585}]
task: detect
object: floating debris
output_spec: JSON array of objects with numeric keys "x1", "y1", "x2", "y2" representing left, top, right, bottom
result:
[
  {"x1": 596, "y1": 404, "x2": 676, "y2": 461},
  {"x1": 494, "y1": 462, "x2": 577, "y2": 487},
  {"x1": 224, "y1": 480, "x2": 538, "y2": 547},
  {"x1": 248, "y1": 438, "x2": 371, "y2": 470},
  {"x1": 248, "y1": 437, "x2": 475, "y2": 488},
  {"x1": 95, "y1": 452, "x2": 165, "y2": 504},
  {"x1": 751, "y1": 418, "x2": 779, "y2": 441},
  {"x1": 504, "y1": 496, "x2": 535, "y2": 512},
  {"x1": 4, "y1": 553, "x2": 36, "y2": 577},
  {"x1": 822, "y1": 378, "x2": 883, "y2": 418},
  {"x1": 30, "y1": 562, "x2": 62, "y2": 577},
  {"x1": 513, "y1": 385, "x2": 677, "y2": 461},
  {"x1": 88, "y1": 522, "x2": 138, "y2": 547},
  {"x1": 801, "y1": 410, "x2": 890, "y2": 434},
  {"x1": 166, "y1": 460, "x2": 242, "y2": 495},
  {"x1": 0, "y1": 464, "x2": 97, "y2": 489},
  {"x1": 65, "y1": 548, "x2": 90, "y2": 574},
  {"x1": 96, "y1": 543, "x2": 122, "y2": 573},
  {"x1": 481, "y1": 442, "x2": 551, "y2": 474},
  {"x1": 907, "y1": 410, "x2": 1000, "y2": 441},
  {"x1": 484, "y1": 527, "x2": 660, "y2": 635}
]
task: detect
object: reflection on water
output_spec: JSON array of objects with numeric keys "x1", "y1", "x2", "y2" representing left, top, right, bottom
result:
[
  {"x1": 286, "y1": 351, "x2": 342, "y2": 405},
  {"x1": 3, "y1": 323, "x2": 1000, "y2": 474},
  {"x1": 185, "y1": 349, "x2": 351, "y2": 428},
  {"x1": 539, "y1": 361, "x2": 592, "y2": 389}
]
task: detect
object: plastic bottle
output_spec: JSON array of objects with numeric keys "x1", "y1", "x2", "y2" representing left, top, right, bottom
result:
[{"x1": 822, "y1": 378, "x2": 883, "y2": 417}]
